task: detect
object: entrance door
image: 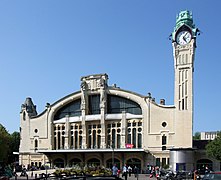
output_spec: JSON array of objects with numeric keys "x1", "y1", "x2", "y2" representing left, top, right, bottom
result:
[{"x1": 127, "y1": 158, "x2": 141, "y2": 173}]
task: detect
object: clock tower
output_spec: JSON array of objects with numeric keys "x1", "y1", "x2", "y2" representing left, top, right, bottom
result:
[{"x1": 172, "y1": 10, "x2": 199, "y2": 147}]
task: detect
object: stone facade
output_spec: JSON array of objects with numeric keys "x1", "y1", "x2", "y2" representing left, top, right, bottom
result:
[{"x1": 20, "y1": 11, "x2": 219, "y2": 172}]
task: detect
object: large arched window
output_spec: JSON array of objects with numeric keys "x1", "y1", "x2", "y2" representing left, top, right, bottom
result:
[
  {"x1": 107, "y1": 95, "x2": 142, "y2": 114},
  {"x1": 54, "y1": 99, "x2": 81, "y2": 120}
]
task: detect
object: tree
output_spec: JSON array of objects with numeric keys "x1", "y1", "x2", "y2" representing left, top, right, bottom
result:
[
  {"x1": 193, "y1": 132, "x2": 201, "y2": 140},
  {"x1": 0, "y1": 124, "x2": 20, "y2": 164},
  {"x1": 0, "y1": 124, "x2": 10, "y2": 163},
  {"x1": 8, "y1": 131, "x2": 20, "y2": 163},
  {"x1": 206, "y1": 131, "x2": 221, "y2": 161}
]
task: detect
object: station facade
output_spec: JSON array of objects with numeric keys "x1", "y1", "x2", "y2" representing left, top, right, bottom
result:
[{"x1": 20, "y1": 11, "x2": 219, "y2": 172}]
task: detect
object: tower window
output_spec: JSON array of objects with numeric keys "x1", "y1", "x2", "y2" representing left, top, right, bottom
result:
[
  {"x1": 34, "y1": 139, "x2": 38, "y2": 150},
  {"x1": 23, "y1": 112, "x2": 26, "y2": 121},
  {"x1": 162, "y1": 135, "x2": 167, "y2": 145}
]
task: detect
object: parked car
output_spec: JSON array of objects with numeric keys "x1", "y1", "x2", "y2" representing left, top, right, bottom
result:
[{"x1": 203, "y1": 171, "x2": 221, "y2": 180}]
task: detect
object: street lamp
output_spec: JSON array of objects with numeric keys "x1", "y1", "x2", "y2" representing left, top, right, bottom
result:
[{"x1": 112, "y1": 140, "x2": 115, "y2": 166}]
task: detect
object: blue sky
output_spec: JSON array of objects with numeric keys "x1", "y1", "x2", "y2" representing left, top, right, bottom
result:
[{"x1": 0, "y1": 1, "x2": 220, "y2": 134}]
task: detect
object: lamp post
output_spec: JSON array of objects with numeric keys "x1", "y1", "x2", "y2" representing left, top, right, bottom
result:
[{"x1": 112, "y1": 141, "x2": 114, "y2": 166}]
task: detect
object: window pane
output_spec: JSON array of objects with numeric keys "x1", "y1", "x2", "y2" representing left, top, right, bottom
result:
[
  {"x1": 89, "y1": 95, "x2": 100, "y2": 114},
  {"x1": 107, "y1": 95, "x2": 142, "y2": 114},
  {"x1": 54, "y1": 99, "x2": 81, "y2": 120}
]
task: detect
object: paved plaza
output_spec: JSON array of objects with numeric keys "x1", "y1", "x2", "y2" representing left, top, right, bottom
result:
[{"x1": 10, "y1": 174, "x2": 155, "y2": 180}]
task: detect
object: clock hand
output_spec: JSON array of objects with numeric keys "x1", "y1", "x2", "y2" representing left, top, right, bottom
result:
[
  {"x1": 183, "y1": 32, "x2": 190, "y2": 40},
  {"x1": 182, "y1": 35, "x2": 187, "y2": 42}
]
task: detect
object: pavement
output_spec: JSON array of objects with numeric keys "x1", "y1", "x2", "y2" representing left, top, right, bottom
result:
[{"x1": 10, "y1": 173, "x2": 156, "y2": 180}]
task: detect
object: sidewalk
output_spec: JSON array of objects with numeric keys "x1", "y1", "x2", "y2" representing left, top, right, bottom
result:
[
  {"x1": 121, "y1": 174, "x2": 154, "y2": 180},
  {"x1": 10, "y1": 174, "x2": 154, "y2": 180}
]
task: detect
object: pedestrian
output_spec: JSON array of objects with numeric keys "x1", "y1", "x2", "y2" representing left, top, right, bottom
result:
[
  {"x1": 150, "y1": 166, "x2": 155, "y2": 178},
  {"x1": 205, "y1": 165, "x2": 210, "y2": 174},
  {"x1": 128, "y1": 166, "x2": 132, "y2": 177},
  {"x1": 112, "y1": 164, "x2": 118, "y2": 177},
  {"x1": 134, "y1": 166, "x2": 139, "y2": 178},
  {"x1": 122, "y1": 164, "x2": 128, "y2": 180}
]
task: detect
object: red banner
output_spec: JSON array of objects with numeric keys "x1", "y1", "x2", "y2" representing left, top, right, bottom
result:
[{"x1": 125, "y1": 143, "x2": 134, "y2": 148}]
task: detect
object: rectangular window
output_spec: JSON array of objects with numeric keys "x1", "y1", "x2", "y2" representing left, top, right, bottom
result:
[
  {"x1": 156, "y1": 158, "x2": 161, "y2": 167},
  {"x1": 117, "y1": 134, "x2": 121, "y2": 148},
  {"x1": 127, "y1": 134, "x2": 131, "y2": 144},
  {"x1": 179, "y1": 101, "x2": 181, "y2": 110},
  {"x1": 162, "y1": 158, "x2": 166, "y2": 167},
  {"x1": 186, "y1": 54, "x2": 188, "y2": 64},
  {"x1": 182, "y1": 70, "x2": 184, "y2": 81},
  {"x1": 89, "y1": 95, "x2": 100, "y2": 115},
  {"x1": 182, "y1": 99, "x2": 185, "y2": 110},
  {"x1": 138, "y1": 134, "x2": 142, "y2": 148},
  {"x1": 79, "y1": 136, "x2": 82, "y2": 148},
  {"x1": 97, "y1": 135, "x2": 101, "y2": 149},
  {"x1": 132, "y1": 128, "x2": 137, "y2": 148},
  {"x1": 182, "y1": 83, "x2": 184, "y2": 98},
  {"x1": 182, "y1": 54, "x2": 184, "y2": 64},
  {"x1": 162, "y1": 135, "x2": 167, "y2": 145}
]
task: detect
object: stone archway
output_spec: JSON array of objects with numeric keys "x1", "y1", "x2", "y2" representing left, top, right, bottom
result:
[
  {"x1": 106, "y1": 158, "x2": 120, "y2": 169},
  {"x1": 69, "y1": 158, "x2": 82, "y2": 167},
  {"x1": 126, "y1": 158, "x2": 141, "y2": 173},
  {"x1": 54, "y1": 158, "x2": 65, "y2": 168},
  {"x1": 87, "y1": 158, "x2": 100, "y2": 166}
]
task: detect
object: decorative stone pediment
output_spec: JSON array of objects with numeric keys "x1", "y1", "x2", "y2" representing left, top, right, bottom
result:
[{"x1": 81, "y1": 74, "x2": 108, "y2": 91}]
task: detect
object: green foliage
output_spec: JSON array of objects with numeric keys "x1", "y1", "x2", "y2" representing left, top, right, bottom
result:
[
  {"x1": 0, "y1": 124, "x2": 20, "y2": 164},
  {"x1": 206, "y1": 131, "x2": 221, "y2": 161},
  {"x1": 193, "y1": 132, "x2": 201, "y2": 140},
  {"x1": 53, "y1": 165, "x2": 112, "y2": 177},
  {"x1": 0, "y1": 124, "x2": 10, "y2": 162},
  {"x1": 8, "y1": 131, "x2": 20, "y2": 163}
]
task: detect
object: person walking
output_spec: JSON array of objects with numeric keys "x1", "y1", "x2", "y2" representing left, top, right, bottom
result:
[
  {"x1": 134, "y1": 166, "x2": 139, "y2": 179},
  {"x1": 122, "y1": 164, "x2": 128, "y2": 180},
  {"x1": 112, "y1": 164, "x2": 118, "y2": 178},
  {"x1": 128, "y1": 166, "x2": 132, "y2": 177}
]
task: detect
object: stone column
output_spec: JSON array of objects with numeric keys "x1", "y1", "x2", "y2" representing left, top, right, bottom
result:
[
  {"x1": 121, "y1": 111, "x2": 126, "y2": 148},
  {"x1": 81, "y1": 84, "x2": 87, "y2": 149},
  {"x1": 64, "y1": 115, "x2": 70, "y2": 149},
  {"x1": 100, "y1": 88, "x2": 106, "y2": 148}
]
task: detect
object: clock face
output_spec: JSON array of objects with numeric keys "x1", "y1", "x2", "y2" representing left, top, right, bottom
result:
[{"x1": 176, "y1": 31, "x2": 192, "y2": 45}]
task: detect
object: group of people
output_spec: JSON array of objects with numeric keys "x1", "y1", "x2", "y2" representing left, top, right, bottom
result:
[{"x1": 112, "y1": 163, "x2": 139, "y2": 179}]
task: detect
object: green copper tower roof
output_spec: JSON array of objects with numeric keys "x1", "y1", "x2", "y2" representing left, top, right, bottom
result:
[
  {"x1": 175, "y1": 10, "x2": 194, "y2": 30},
  {"x1": 172, "y1": 10, "x2": 198, "y2": 41}
]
